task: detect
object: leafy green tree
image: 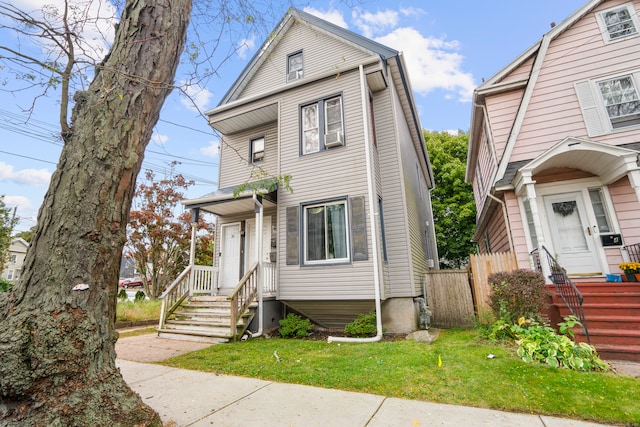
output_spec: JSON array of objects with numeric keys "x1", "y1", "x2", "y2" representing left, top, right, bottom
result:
[
  {"x1": 424, "y1": 130, "x2": 477, "y2": 268},
  {"x1": 0, "y1": 196, "x2": 18, "y2": 273},
  {"x1": 14, "y1": 226, "x2": 36, "y2": 243}
]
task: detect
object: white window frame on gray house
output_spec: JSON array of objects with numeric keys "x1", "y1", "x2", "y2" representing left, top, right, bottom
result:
[
  {"x1": 596, "y1": 3, "x2": 640, "y2": 43},
  {"x1": 11, "y1": 254, "x2": 16, "y2": 264},
  {"x1": 575, "y1": 70, "x2": 640, "y2": 136},
  {"x1": 7, "y1": 270, "x2": 14, "y2": 281},
  {"x1": 250, "y1": 136, "x2": 265, "y2": 163},
  {"x1": 287, "y1": 50, "x2": 304, "y2": 82},
  {"x1": 302, "y1": 199, "x2": 350, "y2": 265},
  {"x1": 300, "y1": 95, "x2": 344, "y2": 155}
]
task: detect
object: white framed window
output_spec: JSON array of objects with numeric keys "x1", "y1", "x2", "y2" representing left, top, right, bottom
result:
[
  {"x1": 597, "y1": 3, "x2": 640, "y2": 43},
  {"x1": 303, "y1": 199, "x2": 349, "y2": 264},
  {"x1": 597, "y1": 75, "x2": 640, "y2": 129},
  {"x1": 588, "y1": 188, "x2": 612, "y2": 233},
  {"x1": 11, "y1": 254, "x2": 17, "y2": 264},
  {"x1": 287, "y1": 51, "x2": 303, "y2": 82},
  {"x1": 7, "y1": 270, "x2": 14, "y2": 280},
  {"x1": 250, "y1": 136, "x2": 265, "y2": 163},
  {"x1": 575, "y1": 71, "x2": 640, "y2": 136},
  {"x1": 300, "y1": 95, "x2": 344, "y2": 155}
]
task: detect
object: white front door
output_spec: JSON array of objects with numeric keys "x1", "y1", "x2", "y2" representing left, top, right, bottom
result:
[
  {"x1": 219, "y1": 223, "x2": 241, "y2": 290},
  {"x1": 543, "y1": 192, "x2": 602, "y2": 275},
  {"x1": 245, "y1": 216, "x2": 272, "y2": 271}
]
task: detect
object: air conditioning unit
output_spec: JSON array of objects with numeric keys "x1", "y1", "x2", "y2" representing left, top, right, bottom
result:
[
  {"x1": 287, "y1": 69, "x2": 303, "y2": 82},
  {"x1": 324, "y1": 131, "x2": 343, "y2": 148}
]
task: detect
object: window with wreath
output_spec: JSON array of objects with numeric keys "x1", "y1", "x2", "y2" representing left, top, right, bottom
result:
[
  {"x1": 304, "y1": 200, "x2": 349, "y2": 263},
  {"x1": 597, "y1": 3, "x2": 640, "y2": 43},
  {"x1": 301, "y1": 95, "x2": 344, "y2": 155}
]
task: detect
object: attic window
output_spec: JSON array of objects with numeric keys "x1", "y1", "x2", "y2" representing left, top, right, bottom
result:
[
  {"x1": 597, "y1": 3, "x2": 640, "y2": 43},
  {"x1": 287, "y1": 51, "x2": 303, "y2": 82},
  {"x1": 250, "y1": 136, "x2": 265, "y2": 163}
]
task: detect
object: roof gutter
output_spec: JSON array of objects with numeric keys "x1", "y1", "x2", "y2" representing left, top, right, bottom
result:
[{"x1": 328, "y1": 64, "x2": 383, "y2": 343}]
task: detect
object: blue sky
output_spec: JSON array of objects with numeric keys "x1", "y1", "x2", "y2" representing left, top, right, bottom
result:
[{"x1": 1, "y1": 0, "x2": 587, "y2": 231}]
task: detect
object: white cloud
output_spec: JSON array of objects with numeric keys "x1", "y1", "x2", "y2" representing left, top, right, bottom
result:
[
  {"x1": 3, "y1": 196, "x2": 33, "y2": 211},
  {"x1": 303, "y1": 7, "x2": 348, "y2": 29},
  {"x1": 375, "y1": 28, "x2": 476, "y2": 102},
  {"x1": 150, "y1": 132, "x2": 169, "y2": 147},
  {"x1": 352, "y1": 9, "x2": 399, "y2": 38},
  {"x1": 0, "y1": 162, "x2": 51, "y2": 186},
  {"x1": 199, "y1": 140, "x2": 220, "y2": 158},
  {"x1": 18, "y1": 0, "x2": 116, "y2": 61},
  {"x1": 399, "y1": 7, "x2": 426, "y2": 18},
  {"x1": 236, "y1": 33, "x2": 257, "y2": 60},
  {"x1": 179, "y1": 82, "x2": 214, "y2": 113}
]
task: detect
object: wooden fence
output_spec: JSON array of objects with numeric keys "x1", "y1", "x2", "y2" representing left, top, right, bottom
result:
[
  {"x1": 424, "y1": 270, "x2": 475, "y2": 328},
  {"x1": 468, "y1": 251, "x2": 518, "y2": 313}
]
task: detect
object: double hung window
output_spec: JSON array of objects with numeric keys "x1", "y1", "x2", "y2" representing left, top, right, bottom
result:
[
  {"x1": 597, "y1": 75, "x2": 640, "y2": 129},
  {"x1": 597, "y1": 4, "x2": 639, "y2": 42},
  {"x1": 304, "y1": 200, "x2": 349, "y2": 263},
  {"x1": 287, "y1": 51, "x2": 303, "y2": 82},
  {"x1": 301, "y1": 95, "x2": 344, "y2": 155},
  {"x1": 250, "y1": 137, "x2": 265, "y2": 163}
]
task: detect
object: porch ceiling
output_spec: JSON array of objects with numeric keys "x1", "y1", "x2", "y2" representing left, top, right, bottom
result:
[
  {"x1": 209, "y1": 103, "x2": 278, "y2": 135},
  {"x1": 183, "y1": 186, "x2": 277, "y2": 216}
]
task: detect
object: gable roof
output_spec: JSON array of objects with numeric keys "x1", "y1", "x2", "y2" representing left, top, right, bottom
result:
[
  {"x1": 467, "y1": 0, "x2": 604, "y2": 183},
  {"x1": 218, "y1": 7, "x2": 398, "y2": 106}
]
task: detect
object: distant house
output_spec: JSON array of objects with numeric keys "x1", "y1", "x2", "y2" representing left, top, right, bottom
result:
[
  {"x1": 467, "y1": 0, "x2": 640, "y2": 277},
  {"x1": 1, "y1": 237, "x2": 28, "y2": 282},
  {"x1": 162, "y1": 7, "x2": 438, "y2": 341}
]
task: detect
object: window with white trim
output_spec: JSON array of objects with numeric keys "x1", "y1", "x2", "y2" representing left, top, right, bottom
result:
[
  {"x1": 287, "y1": 51, "x2": 303, "y2": 82},
  {"x1": 301, "y1": 95, "x2": 344, "y2": 155},
  {"x1": 598, "y1": 75, "x2": 640, "y2": 129},
  {"x1": 597, "y1": 3, "x2": 640, "y2": 43},
  {"x1": 575, "y1": 71, "x2": 640, "y2": 136},
  {"x1": 7, "y1": 270, "x2": 14, "y2": 280},
  {"x1": 11, "y1": 254, "x2": 16, "y2": 264},
  {"x1": 250, "y1": 136, "x2": 265, "y2": 163},
  {"x1": 588, "y1": 188, "x2": 612, "y2": 233},
  {"x1": 303, "y1": 199, "x2": 349, "y2": 264}
]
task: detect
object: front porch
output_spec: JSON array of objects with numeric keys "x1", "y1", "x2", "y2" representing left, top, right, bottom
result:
[{"x1": 158, "y1": 262, "x2": 278, "y2": 342}]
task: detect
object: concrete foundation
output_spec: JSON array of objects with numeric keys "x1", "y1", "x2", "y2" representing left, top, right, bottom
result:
[{"x1": 381, "y1": 298, "x2": 420, "y2": 333}]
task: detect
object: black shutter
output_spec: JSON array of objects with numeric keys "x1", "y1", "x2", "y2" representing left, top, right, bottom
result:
[
  {"x1": 286, "y1": 206, "x2": 299, "y2": 265},
  {"x1": 350, "y1": 196, "x2": 368, "y2": 261}
]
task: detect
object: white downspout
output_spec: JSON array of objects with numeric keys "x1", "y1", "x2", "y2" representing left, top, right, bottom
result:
[
  {"x1": 188, "y1": 209, "x2": 198, "y2": 296},
  {"x1": 328, "y1": 64, "x2": 382, "y2": 343},
  {"x1": 251, "y1": 194, "x2": 264, "y2": 338}
]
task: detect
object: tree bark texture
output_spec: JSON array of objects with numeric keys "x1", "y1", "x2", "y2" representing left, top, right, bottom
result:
[{"x1": 0, "y1": 0, "x2": 192, "y2": 425}]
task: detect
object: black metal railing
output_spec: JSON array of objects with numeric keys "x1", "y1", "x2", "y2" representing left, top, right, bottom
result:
[
  {"x1": 531, "y1": 246, "x2": 590, "y2": 343},
  {"x1": 624, "y1": 242, "x2": 640, "y2": 263}
]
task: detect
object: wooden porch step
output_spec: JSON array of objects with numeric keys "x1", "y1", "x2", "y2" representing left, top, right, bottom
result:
[
  {"x1": 162, "y1": 321, "x2": 235, "y2": 336},
  {"x1": 157, "y1": 328, "x2": 230, "y2": 344}
]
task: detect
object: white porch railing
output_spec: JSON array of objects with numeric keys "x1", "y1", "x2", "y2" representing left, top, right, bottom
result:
[
  {"x1": 262, "y1": 262, "x2": 277, "y2": 295},
  {"x1": 190, "y1": 265, "x2": 219, "y2": 295}
]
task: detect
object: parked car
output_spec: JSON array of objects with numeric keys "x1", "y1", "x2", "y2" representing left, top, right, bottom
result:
[{"x1": 118, "y1": 277, "x2": 145, "y2": 289}]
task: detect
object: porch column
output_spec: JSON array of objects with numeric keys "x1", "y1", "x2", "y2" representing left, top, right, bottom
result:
[
  {"x1": 253, "y1": 195, "x2": 264, "y2": 336},
  {"x1": 629, "y1": 170, "x2": 640, "y2": 204},
  {"x1": 524, "y1": 180, "x2": 551, "y2": 281},
  {"x1": 188, "y1": 208, "x2": 199, "y2": 295}
]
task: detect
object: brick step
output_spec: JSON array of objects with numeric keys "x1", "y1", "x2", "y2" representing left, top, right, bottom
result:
[
  {"x1": 575, "y1": 328, "x2": 640, "y2": 347},
  {"x1": 555, "y1": 303, "x2": 640, "y2": 317},
  {"x1": 580, "y1": 315, "x2": 640, "y2": 330},
  {"x1": 584, "y1": 343, "x2": 640, "y2": 363},
  {"x1": 574, "y1": 283, "x2": 640, "y2": 293},
  {"x1": 550, "y1": 292, "x2": 640, "y2": 305}
]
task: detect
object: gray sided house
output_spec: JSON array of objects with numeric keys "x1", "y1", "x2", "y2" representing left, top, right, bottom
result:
[{"x1": 161, "y1": 8, "x2": 438, "y2": 341}]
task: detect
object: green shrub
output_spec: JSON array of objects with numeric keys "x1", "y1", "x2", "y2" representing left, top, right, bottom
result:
[
  {"x1": 344, "y1": 312, "x2": 377, "y2": 337},
  {"x1": 482, "y1": 316, "x2": 609, "y2": 372},
  {"x1": 488, "y1": 269, "x2": 548, "y2": 323},
  {"x1": 117, "y1": 289, "x2": 128, "y2": 300},
  {"x1": 0, "y1": 278, "x2": 13, "y2": 292},
  {"x1": 134, "y1": 290, "x2": 146, "y2": 302},
  {"x1": 278, "y1": 313, "x2": 313, "y2": 338}
]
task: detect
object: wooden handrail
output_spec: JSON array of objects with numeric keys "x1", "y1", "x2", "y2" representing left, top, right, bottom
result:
[
  {"x1": 158, "y1": 265, "x2": 192, "y2": 330},
  {"x1": 227, "y1": 262, "x2": 259, "y2": 340}
]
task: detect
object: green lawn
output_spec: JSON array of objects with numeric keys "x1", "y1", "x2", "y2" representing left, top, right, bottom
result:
[{"x1": 160, "y1": 329, "x2": 640, "y2": 425}]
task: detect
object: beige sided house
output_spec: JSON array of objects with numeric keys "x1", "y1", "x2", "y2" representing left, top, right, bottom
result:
[
  {"x1": 158, "y1": 8, "x2": 438, "y2": 342},
  {"x1": 1, "y1": 237, "x2": 28, "y2": 283},
  {"x1": 467, "y1": 0, "x2": 640, "y2": 360}
]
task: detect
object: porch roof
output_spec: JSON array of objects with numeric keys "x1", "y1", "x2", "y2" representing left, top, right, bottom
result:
[{"x1": 182, "y1": 185, "x2": 277, "y2": 216}]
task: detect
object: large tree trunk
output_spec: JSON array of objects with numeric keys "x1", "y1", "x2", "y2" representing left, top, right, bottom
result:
[{"x1": 0, "y1": 0, "x2": 191, "y2": 425}]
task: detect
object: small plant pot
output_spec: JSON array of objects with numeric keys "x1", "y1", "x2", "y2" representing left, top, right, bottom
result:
[{"x1": 624, "y1": 272, "x2": 638, "y2": 282}]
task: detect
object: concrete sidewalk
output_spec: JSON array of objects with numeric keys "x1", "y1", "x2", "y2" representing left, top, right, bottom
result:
[{"x1": 116, "y1": 334, "x2": 618, "y2": 427}]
